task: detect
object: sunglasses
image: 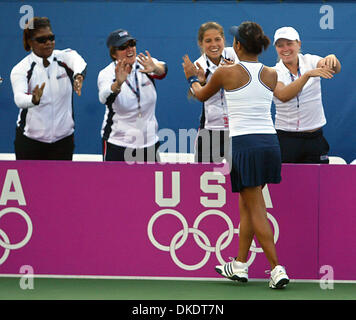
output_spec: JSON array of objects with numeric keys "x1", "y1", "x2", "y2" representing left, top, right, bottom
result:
[
  {"x1": 32, "y1": 34, "x2": 55, "y2": 44},
  {"x1": 116, "y1": 39, "x2": 136, "y2": 51}
]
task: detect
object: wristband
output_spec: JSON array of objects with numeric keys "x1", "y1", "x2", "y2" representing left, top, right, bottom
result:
[{"x1": 187, "y1": 76, "x2": 199, "y2": 86}]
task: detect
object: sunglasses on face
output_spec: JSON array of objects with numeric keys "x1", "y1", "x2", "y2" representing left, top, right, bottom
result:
[
  {"x1": 116, "y1": 39, "x2": 136, "y2": 51},
  {"x1": 32, "y1": 34, "x2": 55, "y2": 44}
]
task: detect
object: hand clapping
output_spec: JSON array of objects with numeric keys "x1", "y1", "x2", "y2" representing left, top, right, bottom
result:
[
  {"x1": 182, "y1": 54, "x2": 198, "y2": 79},
  {"x1": 137, "y1": 50, "x2": 157, "y2": 74},
  {"x1": 74, "y1": 74, "x2": 84, "y2": 96},
  {"x1": 32, "y1": 82, "x2": 46, "y2": 105},
  {"x1": 115, "y1": 58, "x2": 132, "y2": 85}
]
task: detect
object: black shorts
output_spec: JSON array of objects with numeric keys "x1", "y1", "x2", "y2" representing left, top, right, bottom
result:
[
  {"x1": 14, "y1": 127, "x2": 74, "y2": 160},
  {"x1": 194, "y1": 128, "x2": 230, "y2": 163},
  {"x1": 103, "y1": 139, "x2": 161, "y2": 162},
  {"x1": 277, "y1": 128, "x2": 330, "y2": 164}
]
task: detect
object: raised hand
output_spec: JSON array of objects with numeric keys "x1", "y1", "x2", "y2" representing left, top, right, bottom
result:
[
  {"x1": 31, "y1": 82, "x2": 45, "y2": 105},
  {"x1": 221, "y1": 58, "x2": 235, "y2": 65},
  {"x1": 319, "y1": 54, "x2": 338, "y2": 70},
  {"x1": 182, "y1": 54, "x2": 198, "y2": 79},
  {"x1": 74, "y1": 74, "x2": 84, "y2": 96},
  {"x1": 137, "y1": 50, "x2": 157, "y2": 74},
  {"x1": 195, "y1": 62, "x2": 206, "y2": 84},
  {"x1": 115, "y1": 58, "x2": 131, "y2": 85}
]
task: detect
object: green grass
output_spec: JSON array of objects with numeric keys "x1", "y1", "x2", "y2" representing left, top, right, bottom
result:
[{"x1": 0, "y1": 277, "x2": 356, "y2": 300}]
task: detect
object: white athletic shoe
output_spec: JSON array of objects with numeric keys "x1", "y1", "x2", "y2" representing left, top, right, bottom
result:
[
  {"x1": 215, "y1": 258, "x2": 248, "y2": 282},
  {"x1": 268, "y1": 265, "x2": 289, "y2": 289}
]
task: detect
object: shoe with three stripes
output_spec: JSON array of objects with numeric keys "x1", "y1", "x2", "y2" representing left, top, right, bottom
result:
[
  {"x1": 267, "y1": 265, "x2": 289, "y2": 289},
  {"x1": 215, "y1": 258, "x2": 248, "y2": 282}
]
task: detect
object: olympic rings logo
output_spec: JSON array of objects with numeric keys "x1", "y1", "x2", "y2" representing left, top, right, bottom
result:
[
  {"x1": 0, "y1": 207, "x2": 33, "y2": 265},
  {"x1": 147, "y1": 209, "x2": 279, "y2": 271}
]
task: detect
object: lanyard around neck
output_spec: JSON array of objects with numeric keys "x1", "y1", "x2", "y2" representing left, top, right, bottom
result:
[
  {"x1": 288, "y1": 66, "x2": 302, "y2": 131},
  {"x1": 205, "y1": 55, "x2": 229, "y2": 128},
  {"x1": 289, "y1": 67, "x2": 301, "y2": 81},
  {"x1": 289, "y1": 67, "x2": 301, "y2": 108},
  {"x1": 125, "y1": 64, "x2": 142, "y2": 117},
  {"x1": 125, "y1": 66, "x2": 140, "y2": 102}
]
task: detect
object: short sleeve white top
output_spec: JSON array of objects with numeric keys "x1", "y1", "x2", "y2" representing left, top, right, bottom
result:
[
  {"x1": 273, "y1": 53, "x2": 326, "y2": 132},
  {"x1": 194, "y1": 47, "x2": 239, "y2": 131}
]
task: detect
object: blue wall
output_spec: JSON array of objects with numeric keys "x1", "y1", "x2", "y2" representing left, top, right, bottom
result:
[{"x1": 1, "y1": 1, "x2": 355, "y2": 162}]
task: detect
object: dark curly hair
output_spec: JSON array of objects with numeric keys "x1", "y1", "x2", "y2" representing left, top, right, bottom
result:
[{"x1": 236, "y1": 21, "x2": 270, "y2": 55}]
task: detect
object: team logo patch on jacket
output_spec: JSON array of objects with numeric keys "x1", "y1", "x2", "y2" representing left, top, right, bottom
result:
[
  {"x1": 141, "y1": 80, "x2": 152, "y2": 87},
  {"x1": 56, "y1": 73, "x2": 67, "y2": 79}
]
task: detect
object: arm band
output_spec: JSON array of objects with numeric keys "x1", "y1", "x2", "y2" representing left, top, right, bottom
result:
[{"x1": 187, "y1": 76, "x2": 199, "y2": 86}]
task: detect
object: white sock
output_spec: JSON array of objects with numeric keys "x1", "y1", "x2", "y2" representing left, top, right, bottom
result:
[{"x1": 233, "y1": 260, "x2": 247, "y2": 269}]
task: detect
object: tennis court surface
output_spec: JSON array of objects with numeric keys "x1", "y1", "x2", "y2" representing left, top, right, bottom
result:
[{"x1": 1, "y1": 277, "x2": 356, "y2": 300}]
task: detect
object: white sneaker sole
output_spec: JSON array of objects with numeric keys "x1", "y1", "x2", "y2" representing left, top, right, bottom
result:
[{"x1": 269, "y1": 277, "x2": 289, "y2": 289}]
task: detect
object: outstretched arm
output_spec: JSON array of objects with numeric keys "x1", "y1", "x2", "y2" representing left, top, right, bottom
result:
[
  {"x1": 274, "y1": 68, "x2": 335, "y2": 102},
  {"x1": 182, "y1": 54, "x2": 223, "y2": 102},
  {"x1": 137, "y1": 50, "x2": 166, "y2": 77}
]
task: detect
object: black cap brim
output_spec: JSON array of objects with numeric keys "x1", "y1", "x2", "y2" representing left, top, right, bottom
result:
[
  {"x1": 229, "y1": 26, "x2": 239, "y2": 37},
  {"x1": 106, "y1": 35, "x2": 135, "y2": 48}
]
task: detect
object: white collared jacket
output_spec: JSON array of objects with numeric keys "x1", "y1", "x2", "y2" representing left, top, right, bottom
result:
[
  {"x1": 10, "y1": 49, "x2": 87, "y2": 143},
  {"x1": 97, "y1": 58, "x2": 167, "y2": 149}
]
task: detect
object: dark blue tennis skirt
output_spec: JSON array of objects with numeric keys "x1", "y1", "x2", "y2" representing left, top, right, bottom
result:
[{"x1": 230, "y1": 134, "x2": 282, "y2": 192}]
